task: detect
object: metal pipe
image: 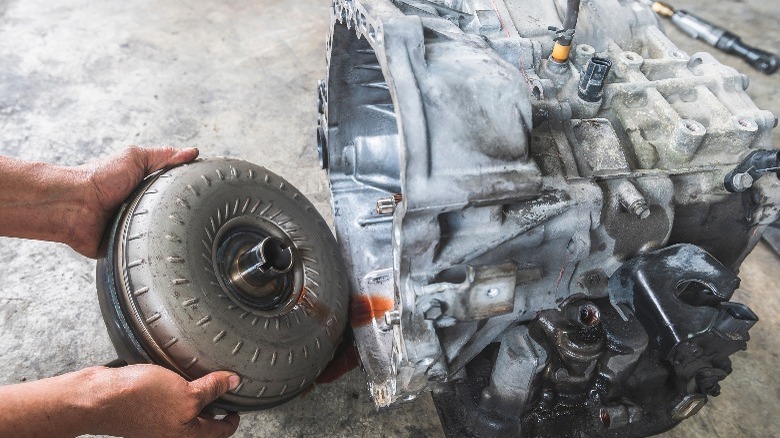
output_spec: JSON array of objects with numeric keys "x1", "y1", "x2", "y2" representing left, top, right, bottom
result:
[{"x1": 652, "y1": 1, "x2": 778, "y2": 74}]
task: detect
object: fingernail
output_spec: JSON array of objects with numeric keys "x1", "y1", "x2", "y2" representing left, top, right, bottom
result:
[{"x1": 228, "y1": 374, "x2": 241, "y2": 390}]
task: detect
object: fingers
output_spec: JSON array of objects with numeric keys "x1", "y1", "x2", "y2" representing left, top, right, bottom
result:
[
  {"x1": 129, "y1": 146, "x2": 199, "y2": 175},
  {"x1": 189, "y1": 371, "x2": 241, "y2": 412},
  {"x1": 196, "y1": 413, "x2": 240, "y2": 438},
  {"x1": 189, "y1": 374, "x2": 240, "y2": 437}
]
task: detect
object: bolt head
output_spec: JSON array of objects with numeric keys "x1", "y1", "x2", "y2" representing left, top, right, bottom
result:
[
  {"x1": 600, "y1": 408, "x2": 611, "y2": 428},
  {"x1": 629, "y1": 201, "x2": 650, "y2": 220},
  {"x1": 554, "y1": 367, "x2": 569, "y2": 382},
  {"x1": 635, "y1": 205, "x2": 650, "y2": 220},
  {"x1": 376, "y1": 194, "x2": 403, "y2": 215},
  {"x1": 376, "y1": 198, "x2": 396, "y2": 215},
  {"x1": 423, "y1": 302, "x2": 444, "y2": 320},
  {"x1": 579, "y1": 304, "x2": 601, "y2": 327},
  {"x1": 732, "y1": 173, "x2": 754, "y2": 191},
  {"x1": 384, "y1": 310, "x2": 400, "y2": 326}
]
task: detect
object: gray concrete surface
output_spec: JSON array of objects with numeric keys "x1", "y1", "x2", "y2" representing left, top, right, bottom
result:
[{"x1": 0, "y1": 0, "x2": 777, "y2": 437}]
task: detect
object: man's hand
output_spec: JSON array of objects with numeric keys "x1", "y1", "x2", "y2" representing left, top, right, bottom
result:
[
  {"x1": 73, "y1": 146, "x2": 199, "y2": 257},
  {"x1": 0, "y1": 146, "x2": 199, "y2": 258},
  {"x1": 0, "y1": 364, "x2": 241, "y2": 438},
  {"x1": 89, "y1": 365, "x2": 241, "y2": 438}
]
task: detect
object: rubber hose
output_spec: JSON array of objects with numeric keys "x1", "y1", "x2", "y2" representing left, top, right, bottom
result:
[{"x1": 560, "y1": 0, "x2": 581, "y2": 45}]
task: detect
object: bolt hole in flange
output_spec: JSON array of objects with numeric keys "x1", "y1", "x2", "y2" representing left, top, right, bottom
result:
[
  {"x1": 734, "y1": 116, "x2": 758, "y2": 132},
  {"x1": 682, "y1": 119, "x2": 705, "y2": 133},
  {"x1": 620, "y1": 51, "x2": 643, "y2": 67},
  {"x1": 578, "y1": 44, "x2": 595, "y2": 55},
  {"x1": 96, "y1": 158, "x2": 349, "y2": 412}
]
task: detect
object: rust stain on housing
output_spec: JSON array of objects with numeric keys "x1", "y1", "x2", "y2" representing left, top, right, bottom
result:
[{"x1": 351, "y1": 295, "x2": 395, "y2": 327}]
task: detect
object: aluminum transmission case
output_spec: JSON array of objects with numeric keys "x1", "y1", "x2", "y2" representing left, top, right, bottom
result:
[{"x1": 318, "y1": 0, "x2": 779, "y2": 436}]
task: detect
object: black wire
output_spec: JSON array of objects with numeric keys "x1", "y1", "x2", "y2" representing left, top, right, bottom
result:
[{"x1": 560, "y1": 0, "x2": 581, "y2": 46}]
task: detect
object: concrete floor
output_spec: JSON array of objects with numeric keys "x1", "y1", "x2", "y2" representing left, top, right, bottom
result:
[{"x1": 0, "y1": 0, "x2": 777, "y2": 437}]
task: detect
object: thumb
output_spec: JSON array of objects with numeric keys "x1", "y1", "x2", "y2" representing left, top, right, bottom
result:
[
  {"x1": 188, "y1": 371, "x2": 241, "y2": 411},
  {"x1": 138, "y1": 146, "x2": 199, "y2": 174}
]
